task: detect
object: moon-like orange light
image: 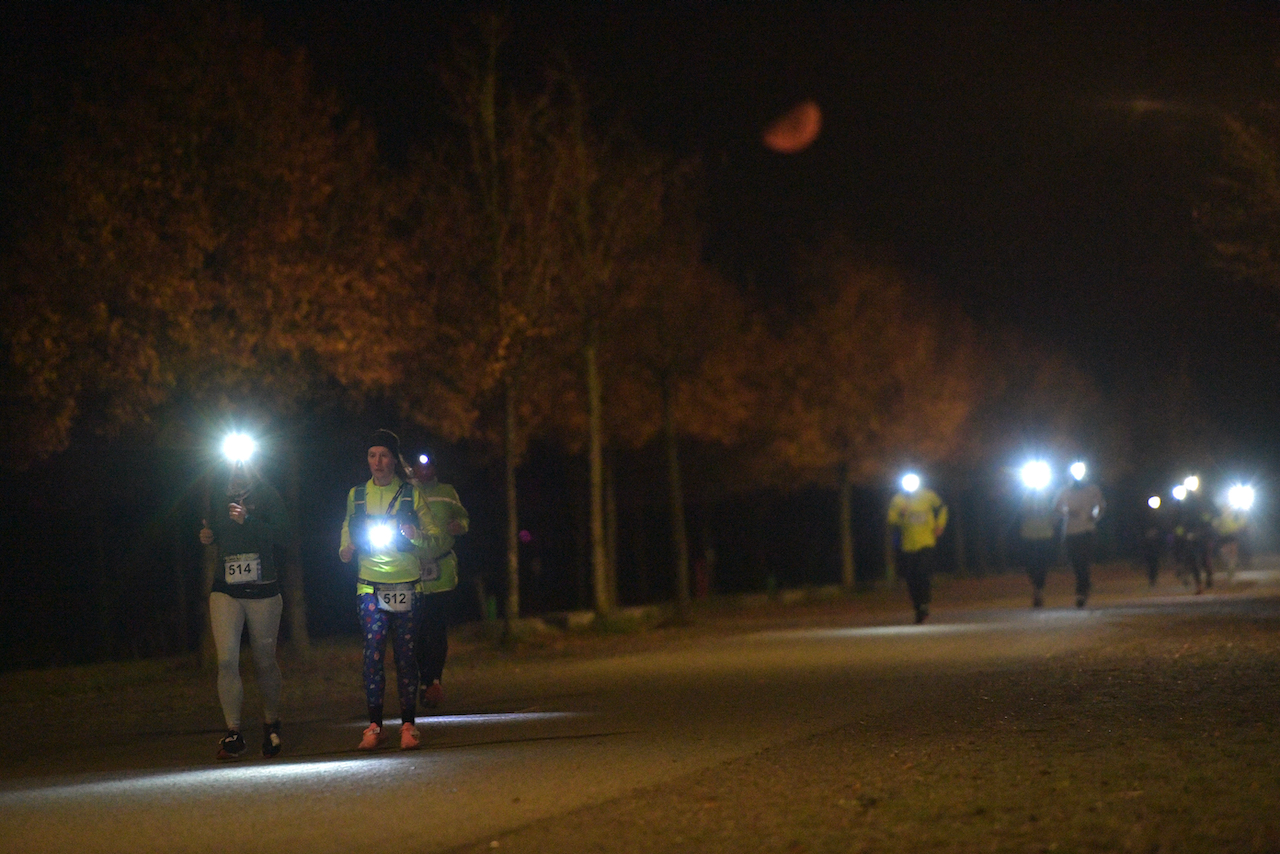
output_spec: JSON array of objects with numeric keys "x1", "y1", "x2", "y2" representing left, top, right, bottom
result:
[{"x1": 763, "y1": 100, "x2": 822, "y2": 153}]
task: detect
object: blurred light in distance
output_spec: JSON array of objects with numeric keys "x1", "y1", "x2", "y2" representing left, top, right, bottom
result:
[
  {"x1": 1069, "y1": 461, "x2": 1087, "y2": 481},
  {"x1": 900, "y1": 473, "x2": 921, "y2": 493},
  {"x1": 1148, "y1": 495, "x2": 1161, "y2": 509},
  {"x1": 1172, "y1": 485, "x2": 1188, "y2": 501},
  {"x1": 1228, "y1": 483, "x2": 1255, "y2": 511},
  {"x1": 1183, "y1": 475, "x2": 1200, "y2": 492},
  {"x1": 1020, "y1": 460, "x2": 1052, "y2": 490}
]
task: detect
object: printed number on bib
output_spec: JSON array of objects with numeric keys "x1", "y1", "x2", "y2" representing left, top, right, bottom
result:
[
  {"x1": 224, "y1": 553, "x2": 262, "y2": 585},
  {"x1": 376, "y1": 583, "x2": 415, "y2": 613}
]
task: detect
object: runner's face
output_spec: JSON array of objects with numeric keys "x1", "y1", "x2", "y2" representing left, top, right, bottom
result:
[{"x1": 368, "y1": 446, "x2": 396, "y2": 486}]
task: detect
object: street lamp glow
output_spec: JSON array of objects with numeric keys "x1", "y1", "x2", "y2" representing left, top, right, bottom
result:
[
  {"x1": 1148, "y1": 495, "x2": 1161, "y2": 509},
  {"x1": 221, "y1": 433, "x2": 257, "y2": 463},
  {"x1": 1228, "y1": 483, "x2": 1255, "y2": 512},
  {"x1": 1183, "y1": 475, "x2": 1200, "y2": 492},
  {"x1": 1172, "y1": 484, "x2": 1187, "y2": 501},
  {"x1": 1069, "y1": 461, "x2": 1087, "y2": 481},
  {"x1": 1020, "y1": 460, "x2": 1052, "y2": 491},
  {"x1": 900, "y1": 473, "x2": 921, "y2": 493}
]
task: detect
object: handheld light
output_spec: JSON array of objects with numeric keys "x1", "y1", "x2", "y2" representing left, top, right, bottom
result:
[
  {"x1": 1020, "y1": 460, "x2": 1052, "y2": 491},
  {"x1": 222, "y1": 433, "x2": 257, "y2": 464},
  {"x1": 900, "y1": 473, "x2": 921, "y2": 493}
]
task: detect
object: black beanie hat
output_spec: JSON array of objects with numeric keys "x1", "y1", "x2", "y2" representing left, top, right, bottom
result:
[{"x1": 368, "y1": 429, "x2": 401, "y2": 459}]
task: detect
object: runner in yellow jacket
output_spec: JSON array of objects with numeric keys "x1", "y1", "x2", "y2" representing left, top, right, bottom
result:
[{"x1": 887, "y1": 472, "x2": 948, "y2": 623}]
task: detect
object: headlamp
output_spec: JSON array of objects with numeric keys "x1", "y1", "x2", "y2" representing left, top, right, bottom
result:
[
  {"x1": 1020, "y1": 460, "x2": 1051, "y2": 491},
  {"x1": 1172, "y1": 484, "x2": 1187, "y2": 501},
  {"x1": 222, "y1": 433, "x2": 257, "y2": 464},
  {"x1": 368, "y1": 522, "x2": 395, "y2": 551},
  {"x1": 1183, "y1": 475, "x2": 1200, "y2": 493},
  {"x1": 900, "y1": 473, "x2": 921, "y2": 493},
  {"x1": 1147, "y1": 495, "x2": 1161, "y2": 510},
  {"x1": 1227, "y1": 484, "x2": 1255, "y2": 512},
  {"x1": 1069, "y1": 461, "x2": 1086, "y2": 482}
]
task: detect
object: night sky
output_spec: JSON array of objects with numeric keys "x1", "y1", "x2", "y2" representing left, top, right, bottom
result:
[
  {"x1": 4, "y1": 1, "x2": 1280, "y2": 443},
  {"x1": 236, "y1": 1, "x2": 1280, "y2": 443}
]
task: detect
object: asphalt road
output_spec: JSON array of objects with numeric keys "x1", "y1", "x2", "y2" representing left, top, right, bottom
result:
[{"x1": 3, "y1": 566, "x2": 1279, "y2": 854}]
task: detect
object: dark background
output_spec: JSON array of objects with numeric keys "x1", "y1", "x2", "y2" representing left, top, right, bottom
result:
[{"x1": 2, "y1": 2, "x2": 1278, "y2": 668}]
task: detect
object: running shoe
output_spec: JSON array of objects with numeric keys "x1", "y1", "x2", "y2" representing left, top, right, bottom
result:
[
  {"x1": 420, "y1": 679, "x2": 443, "y2": 709},
  {"x1": 217, "y1": 730, "x2": 246, "y2": 760},
  {"x1": 262, "y1": 720, "x2": 282, "y2": 758},
  {"x1": 400, "y1": 722, "x2": 421, "y2": 750},
  {"x1": 358, "y1": 723, "x2": 385, "y2": 751}
]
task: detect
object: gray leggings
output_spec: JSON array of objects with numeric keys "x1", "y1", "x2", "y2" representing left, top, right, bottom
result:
[{"x1": 209, "y1": 592, "x2": 283, "y2": 731}]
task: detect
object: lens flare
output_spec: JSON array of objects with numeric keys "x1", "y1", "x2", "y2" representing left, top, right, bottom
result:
[
  {"x1": 222, "y1": 433, "x2": 256, "y2": 463},
  {"x1": 1020, "y1": 460, "x2": 1052, "y2": 491},
  {"x1": 368, "y1": 523, "x2": 394, "y2": 550}
]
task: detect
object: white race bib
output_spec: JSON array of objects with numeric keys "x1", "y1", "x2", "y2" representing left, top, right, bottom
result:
[
  {"x1": 224, "y1": 553, "x2": 262, "y2": 585},
  {"x1": 375, "y1": 582, "x2": 415, "y2": 613}
]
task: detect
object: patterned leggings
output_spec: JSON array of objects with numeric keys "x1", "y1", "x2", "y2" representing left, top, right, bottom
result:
[{"x1": 357, "y1": 592, "x2": 421, "y2": 725}]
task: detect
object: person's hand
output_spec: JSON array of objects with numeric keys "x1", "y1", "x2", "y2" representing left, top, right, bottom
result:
[
  {"x1": 400, "y1": 523, "x2": 420, "y2": 542},
  {"x1": 229, "y1": 502, "x2": 247, "y2": 524},
  {"x1": 934, "y1": 527, "x2": 944, "y2": 539},
  {"x1": 340, "y1": 543, "x2": 355, "y2": 563},
  {"x1": 199, "y1": 519, "x2": 214, "y2": 545},
  {"x1": 448, "y1": 520, "x2": 465, "y2": 536}
]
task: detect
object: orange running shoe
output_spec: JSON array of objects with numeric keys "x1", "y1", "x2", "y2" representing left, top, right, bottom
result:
[
  {"x1": 400, "y1": 722, "x2": 421, "y2": 750},
  {"x1": 358, "y1": 723, "x2": 385, "y2": 751}
]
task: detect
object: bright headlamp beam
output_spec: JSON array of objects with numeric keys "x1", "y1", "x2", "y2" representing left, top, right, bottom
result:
[
  {"x1": 1069, "y1": 461, "x2": 1086, "y2": 481},
  {"x1": 1020, "y1": 460, "x2": 1051, "y2": 491},
  {"x1": 1147, "y1": 495, "x2": 1161, "y2": 509},
  {"x1": 900, "y1": 473, "x2": 921, "y2": 493},
  {"x1": 1183, "y1": 475, "x2": 1200, "y2": 492},
  {"x1": 1228, "y1": 484, "x2": 1255, "y2": 511},
  {"x1": 1172, "y1": 485, "x2": 1187, "y2": 501},
  {"x1": 368, "y1": 523, "x2": 394, "y2": 550},
  {"x1": 221, "y1": 433, "x2": 256, "y2": 463}
]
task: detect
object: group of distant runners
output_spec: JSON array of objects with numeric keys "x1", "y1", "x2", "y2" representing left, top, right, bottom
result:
[{"x1": 200, "y1": 430, "x2": 468, "y2": 760}]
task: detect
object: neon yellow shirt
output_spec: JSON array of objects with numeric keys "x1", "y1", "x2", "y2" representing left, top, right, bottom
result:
[
  {"x1": 339, "y1": 477, "x2": 443, "y2": 585},
  {"x1": 887, "y1": 488, "x2": 948, "y2": 553}
]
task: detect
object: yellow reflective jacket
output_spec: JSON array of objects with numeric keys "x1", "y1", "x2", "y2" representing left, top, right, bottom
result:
[{"x1": 887, "y1": 488, "x2": 948, "y2": 553}]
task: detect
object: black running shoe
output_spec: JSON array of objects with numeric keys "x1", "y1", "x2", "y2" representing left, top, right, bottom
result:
[
  {"x1": 217, "y1": 730, "x2": 246, "y2": 760},
  {"x1": 262, "y1": 720, "x2": 282, "y2": 758}
]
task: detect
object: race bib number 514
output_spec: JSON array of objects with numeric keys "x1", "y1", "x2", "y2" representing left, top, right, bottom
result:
[{"x1": 224, "y1": 553, "x2": 262, "y2": 585}]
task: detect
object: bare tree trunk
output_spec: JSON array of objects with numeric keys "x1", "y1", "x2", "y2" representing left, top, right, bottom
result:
[
  {"x1": 173, "y1": 521, "x2": 188, "y2": 655},
  {"x1": 504, "y1": 377, "x2": 521, "y2": 624},
  {"x1": 663, "y1": 380, "x2": 691, "y2": 620},
  {"x1": 839, "y1": 478, "x2": 856, "y2": 591},
  {"x1": 604, "y1": 446, "x2": 618, "y2": 609},
  {"x1": 586, "y1": 337, "x2": 611, "y2": 615},
  {"x1": 199, "y1": 478, "x2": 218, "y2": 670},
  {"x1": 283, "y1": 446, "x2": 310, "y2": 656}
]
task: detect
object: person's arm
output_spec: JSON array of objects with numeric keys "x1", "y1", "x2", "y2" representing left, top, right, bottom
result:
[
  {"x1": 408, "y1": 490, "x2": 447, "y2": 554},
  {"x1": 339, "y1": 489, "x2": 356, "y2": 563},
  {"x1": 449, "y1": 486, "x2": 469, "y2": 536},
  {"x1": 934, "y1": 498, "x2": 949, "y2": 537}
]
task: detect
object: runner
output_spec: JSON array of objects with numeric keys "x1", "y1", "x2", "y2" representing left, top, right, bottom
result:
[{"x1": 339, "y1": 430, "x2": 445, "y2": 750}]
